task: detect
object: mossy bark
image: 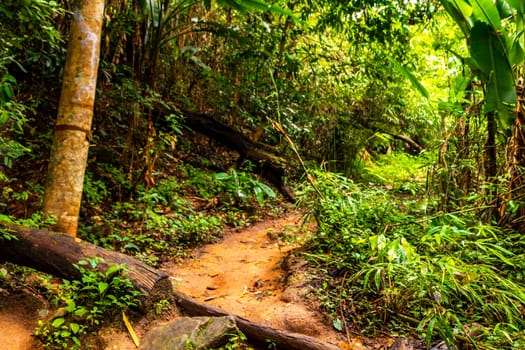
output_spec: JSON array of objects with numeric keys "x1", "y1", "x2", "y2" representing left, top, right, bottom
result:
[{"x1": 43, "y1": 0, "x2": 105, "y2": 236}]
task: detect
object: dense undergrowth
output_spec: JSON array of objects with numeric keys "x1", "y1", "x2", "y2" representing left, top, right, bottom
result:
[
  {"x1": 298, "y1": 154, "x2": 525, "y2": 349},
  {"x1": 77, "y1": 162, "x2": 278, "y2": 266},
  {"x1": 3, "y1": 147, "x2": 525, "y2": 349}
]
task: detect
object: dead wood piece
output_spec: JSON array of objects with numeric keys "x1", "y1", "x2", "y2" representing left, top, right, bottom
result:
[
  {"x1": 0, "y1": 224, "x2": 171, "y2": 310},
  {"x1": 174, "y1": 291, "x2": 341, "y2": 350},
  {"x1": 383, "y1": 131, "x2": 424, "y2": 154},
  {"x1": 179, "y1": 109, "x2": 296, "y2": 202}
]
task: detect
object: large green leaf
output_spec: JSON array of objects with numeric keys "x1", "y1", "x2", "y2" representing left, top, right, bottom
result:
[
  {"x1": 471, "y1": 0, "x2": 503, "y2": 30},
  {"x1": 216, "y1": 0, "x2": 296, "y2": 20},
  {"x1": 454, "y1": 0, "x2": 474, "y2": 18},
  {"x1": 506, "y1": 0, "x2": 525, "y2": 13},
  {"x1": 241, "y1": 0, "x2": 296, "y2": 18},
  {"x1": 495, "y1": 0, "x2": 513, "y2": 19},
  {"x1": 470, "y1": 22, "x2": 516, "y2": 120},
  {"x1": 506, "y1": 0, "x2": 525, "y2": 34},
  {"x1": 509, "y1": 33, "x2": 525, "y2": 66},
  {"x1": 216, "y1": 0, "x2": 246, "y2": 13}
]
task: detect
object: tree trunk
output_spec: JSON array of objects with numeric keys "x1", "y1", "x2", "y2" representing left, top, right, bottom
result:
[
  {"x1": 485, "y1": 112, "x2": 498, "y2": 181},
  {"x1": 42, "y1": 0, "x2": 105, "y2": 236},
  {"x1": 383, "y1": 131, "x2": 424, "y2": 154},
  {"x1": 506, "y1": 91, "x2": 525, "y2": 229},
  {"x1": 351, "y1": 114, "x2": 425, "y2": 154},
  {"x1": 0, "y1": 224, "x2": 171, "y2": 310},
  {"x1": 485, "y1": 111, "x2": 502, "y2": 220}
]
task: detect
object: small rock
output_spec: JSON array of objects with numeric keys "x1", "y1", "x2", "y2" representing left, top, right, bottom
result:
[
  {"x1": 429, "y1": 341, "x2": 457, "y2": 350},
  {"x1": 140, "y1": 316, "x2": 238, "y2": 350},
  {"x1": 280, "y1": 287, "x2": 300, "y2": 303},
  {"x1": 388, "y1": 338, "x2": 427, "y2": 350}
]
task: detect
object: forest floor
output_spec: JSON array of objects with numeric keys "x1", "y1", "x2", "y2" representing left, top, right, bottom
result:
[{"x1": 0, "y1": 211, "x2": 391, "y2": 350}]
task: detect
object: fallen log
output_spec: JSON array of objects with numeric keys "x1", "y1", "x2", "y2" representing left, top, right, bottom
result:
[
  {"x1": 0, "y1": 224, "x2": 171, "y2": 309},
  {"x1": 350, "y1": 114, "x2": 425, "y2": 155},
  {"x1": 154, "y1": 106, "x2": 296, "y2": 202},
  {"x1": 174, "y1": 291, "x2": 342, "y2": 350},
  {"x1": 383, "y1": 131, "x2": 424, "y2": 154}
]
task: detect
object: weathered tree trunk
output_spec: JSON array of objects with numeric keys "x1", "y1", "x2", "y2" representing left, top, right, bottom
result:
[
  {"x1": 181, "y1": 109, "x2": 296, "y2": 202},
  {"x1": 485, "y1": 112, "x2": 498, "y2": 181},
  {"x1": 0, "y1": 224, "x2": 171, "y2": 309},
  {"x1": 174, "y1": 291, "x2": 341, "y2": 350},
  {"x1": 43, "y1": 0, "x2": 105, "y2": 236}
]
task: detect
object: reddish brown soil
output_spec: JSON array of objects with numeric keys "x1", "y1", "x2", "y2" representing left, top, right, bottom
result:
[
  {"x1": 0, "y1": 291, "x2": 43, "y2": 350},
  {"x1": 0, "y1": 212, "x2": 375, "y2": 349},
  {"x1": 165, "y1": 211, "x2": 357, "y2": 348}
]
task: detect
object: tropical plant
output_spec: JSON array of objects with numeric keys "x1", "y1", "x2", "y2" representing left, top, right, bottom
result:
[
  {"x1": 299, "y1": 169, "x2": 525, "y2": 348},
  {"x1": 215, "y1": 169, "x2": 276, "y2": 205},
  {"x1": 438, "y1": 0, "x2": 525, "y2": 224},
  {"x1": 35, "y1": 258, "x2": 142, "y2": 349}
]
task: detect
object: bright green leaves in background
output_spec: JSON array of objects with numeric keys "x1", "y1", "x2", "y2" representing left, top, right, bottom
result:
[{"x1": 205, "y1": 0, "x2": 296, "y2": 18}]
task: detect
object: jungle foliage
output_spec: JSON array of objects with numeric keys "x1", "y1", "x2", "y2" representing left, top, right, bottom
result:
[{"x1": 1, "y1": 0, "x2": 525, "y2": 348}]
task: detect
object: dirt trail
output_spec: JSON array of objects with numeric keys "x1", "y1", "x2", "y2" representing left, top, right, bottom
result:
[
  {"x1": 166, "y1": 212, "x2": 343, "y2": 341},
  {"x1": 0, "y1": 212, "x2": 365, "y2": 349},
  {"x1": 0, "y1": 292, "x2": 43, "y2": 350}
]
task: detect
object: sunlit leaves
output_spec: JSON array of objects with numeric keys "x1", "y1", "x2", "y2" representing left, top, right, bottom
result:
[
  {"x1": 216, "y1": 0, "x2": 296, "y2": 19},
  {"x1": 387, "y1": 58, "x2": 429, "y2": 99},
  {"x1": 440, "y1": 0, "x2": 521, "y2": 124},
  {"x1": 439, "y1": 0, "x2": 473, "y2": 36},
  {"x1": 471, "y1": 0, "x2": 502, "y2": 30}
]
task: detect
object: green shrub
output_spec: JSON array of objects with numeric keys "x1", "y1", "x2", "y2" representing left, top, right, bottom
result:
[
  {"x1": 35, "y1": 258, "x2": 142, "y2": 349},
  {"x1": 214, "y1": 169, "x2": 276, "y2": 206}
]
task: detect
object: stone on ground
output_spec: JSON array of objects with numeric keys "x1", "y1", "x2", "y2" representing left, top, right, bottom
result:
[{"x1": 140, "y1": 316, "x2": 238, "y2": 350}]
